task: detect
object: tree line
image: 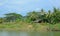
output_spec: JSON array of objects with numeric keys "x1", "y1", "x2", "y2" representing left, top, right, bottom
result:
[{"x1": 0, "y1": 8, "x2": 60, "y2": 24}]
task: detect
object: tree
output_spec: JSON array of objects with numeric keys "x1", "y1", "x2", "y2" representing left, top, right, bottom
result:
[
  {"x1": 46, "y1": 10, "x2": 52, "y2": 23},
  {"x1": 39, "y1": 9, "x2": 47, "y2": 23},
  {"x1": 0, "y1": 18, "x2": 4, "y2": 23},
  {"x1": 52, "y1": 8, "x2": 60, "y2": 23},
  {"x1": 4, "y1": 13, "x2": 22, "y2": 22},
  {"x1": 27, "y1": 11, "x2": 39, "y2": 21}
]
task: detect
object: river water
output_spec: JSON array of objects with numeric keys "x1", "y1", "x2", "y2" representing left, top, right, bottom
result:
[{"x1": 0, "y1": 30, "x2": 60, "y2": 36}]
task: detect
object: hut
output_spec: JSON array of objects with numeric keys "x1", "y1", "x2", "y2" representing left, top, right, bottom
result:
[{"x1": 33, "y1": 19, "x2": 43, "y2": 23}]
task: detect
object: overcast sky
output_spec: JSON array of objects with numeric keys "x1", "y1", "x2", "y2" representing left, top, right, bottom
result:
[{"x1": 0, "y1": 0, "x2": 60, "y2": 17}]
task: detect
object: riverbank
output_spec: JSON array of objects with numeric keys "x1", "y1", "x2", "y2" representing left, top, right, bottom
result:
[{"x1": 0, "y1": 22, "x2": 60, "y2": 32}]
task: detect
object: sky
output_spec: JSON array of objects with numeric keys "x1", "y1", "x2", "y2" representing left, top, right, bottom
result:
[{"x1": 0, "y1": 0, "x2": 60, "y2": 17}]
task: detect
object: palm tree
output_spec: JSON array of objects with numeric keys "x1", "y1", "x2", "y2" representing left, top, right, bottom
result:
[
  {"x1": 53, "y1": 8, "x2": 60, "y2": 23},
  {"x1": 27, "y1": 11, "x2": 39, "y2": 21}
]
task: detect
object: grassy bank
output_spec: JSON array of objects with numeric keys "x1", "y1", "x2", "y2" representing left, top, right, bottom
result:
[{"x1": 0, "y1": 22, "x2": 60, "y2": 32}]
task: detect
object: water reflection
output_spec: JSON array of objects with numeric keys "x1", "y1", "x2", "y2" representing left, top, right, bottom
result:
[
  {"x1": 0, "y1": 30, "x2": 53, "y2": 36},
  {"x1": 0, "y1": 31, "x2": 29, "y2": 36}
]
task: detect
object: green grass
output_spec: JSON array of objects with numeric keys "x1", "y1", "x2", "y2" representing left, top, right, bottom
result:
[{"x1": 0, "y1": 22, "x2": 60, "y2": 32}]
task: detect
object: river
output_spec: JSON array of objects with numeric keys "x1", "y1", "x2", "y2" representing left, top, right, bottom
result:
[{"x1": 0, "y1": 30, "x2": 60, "y2": 36}]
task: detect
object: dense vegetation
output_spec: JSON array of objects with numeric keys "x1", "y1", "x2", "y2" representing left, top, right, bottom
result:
[{"x1": 0, "y1": 8, "x2": 60, "y2": 31}]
